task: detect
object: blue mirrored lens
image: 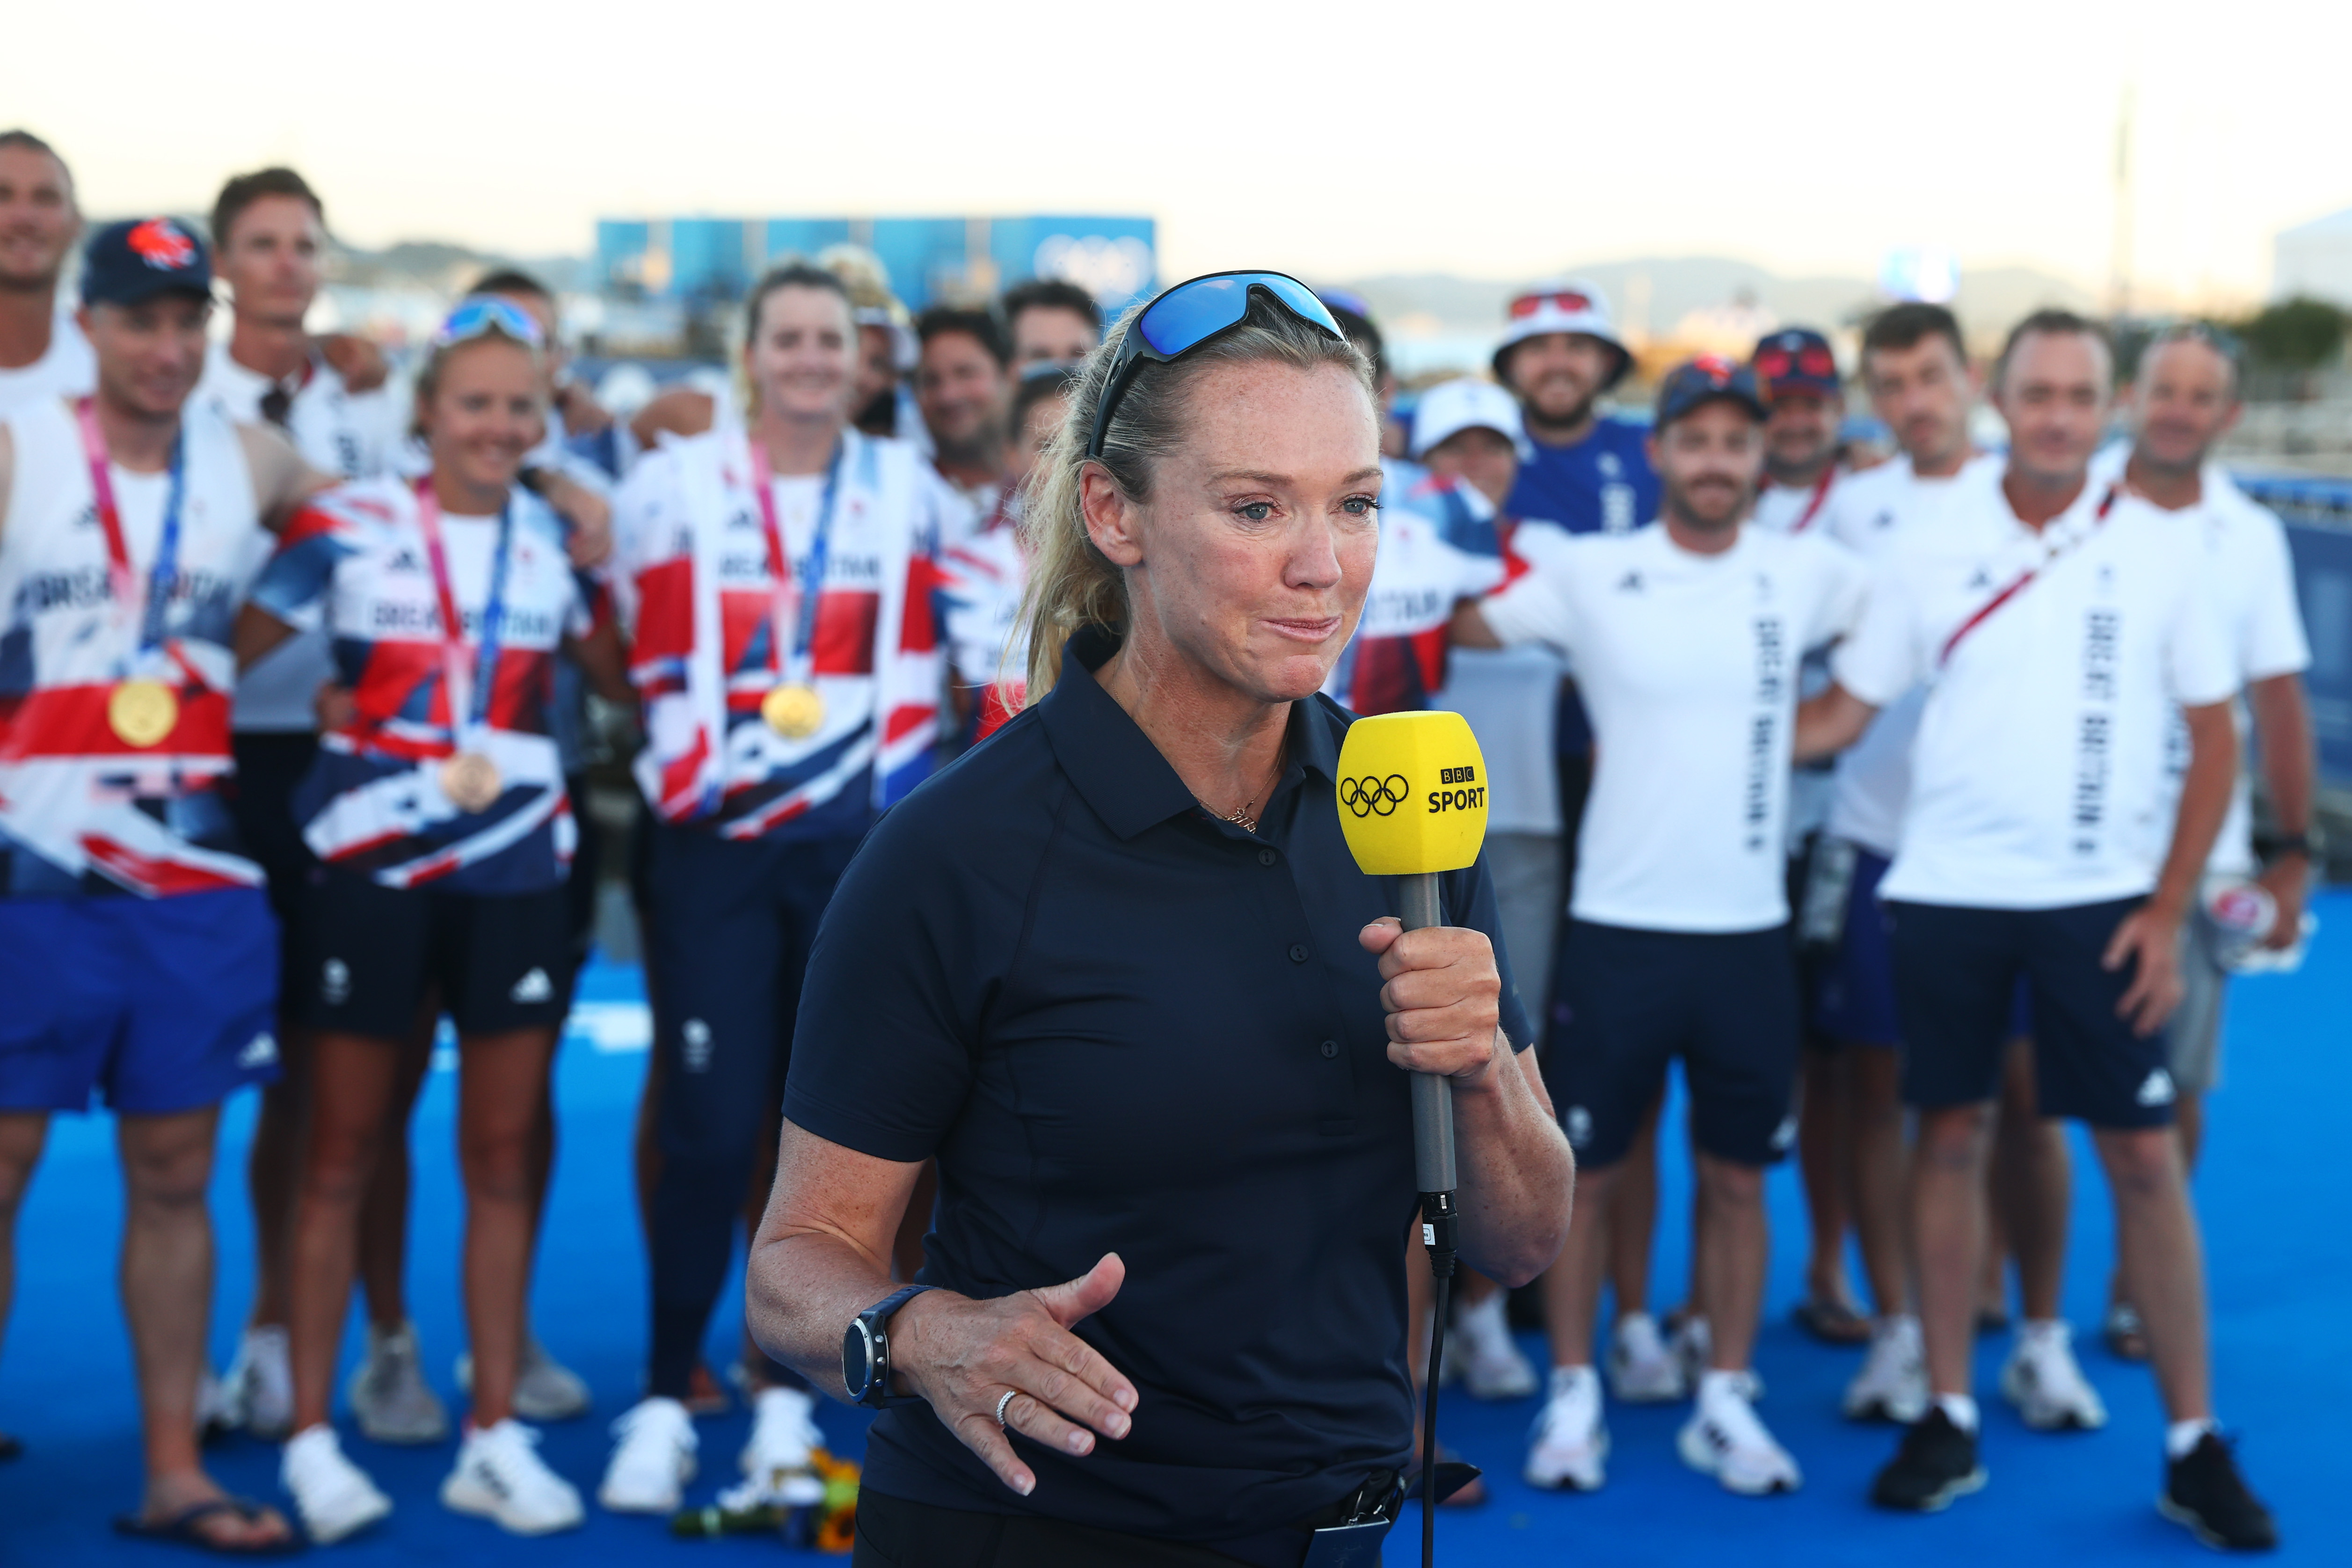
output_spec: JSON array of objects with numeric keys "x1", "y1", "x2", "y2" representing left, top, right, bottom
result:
[
  {"x1": 437, "y1": 295, "x2": 545, "y2": 348},
  {"x1": 1136, "y1": 272, "x2": 1339, "y2": 356}
]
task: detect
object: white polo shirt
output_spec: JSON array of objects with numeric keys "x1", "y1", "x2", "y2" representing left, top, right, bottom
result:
[
  {"x1": 2088, "y1": 445, "x2": 2312, "y2": 878},
  {"x1": 1820, "y1": 454, "x2": 2002, "y2": 856},
  {"x1": 1833, "y1": 463, "x2": 2237, "y2": 910},
  {"x1": 1482, "y1": 522, "x2": 1870, "y2": 933}
]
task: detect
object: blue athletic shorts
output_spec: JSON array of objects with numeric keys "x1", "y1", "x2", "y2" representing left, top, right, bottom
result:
[
  {"x1": 0, "y1": 888, "x2": 281, "y2": 1114},
  {"x1": 1550, "y1": 918, "x2": 1800, "y2": 1168},
  {"x1": 1814, "y1": 846, "x2": 2032, "y2": 1048},
  {"x1": 1886, "y1": 898, "x2": 2174, "y2": 1128}
]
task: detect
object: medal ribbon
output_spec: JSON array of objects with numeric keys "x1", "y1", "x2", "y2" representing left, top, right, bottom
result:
[
  {"x1": 1937, "y1": 482, "x2": 2122, "y2": 669},
  {"x1": 1785, "y1": 463, "x2": 1836, "y2": 534},
  {"x1": 73, "y1": 397, "x2": 188, "y2": 662},
  {"x1": 746, "y1": 435, "x2": 845, "y2": 688},
  {"x1": 415, "y1": 477, "x2": 516, "y2": 751}
]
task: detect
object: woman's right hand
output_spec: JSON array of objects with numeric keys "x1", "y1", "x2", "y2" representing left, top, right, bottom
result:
[{"x1": 890, "y1": 1252, "x2": 1138, "y2": 1496}]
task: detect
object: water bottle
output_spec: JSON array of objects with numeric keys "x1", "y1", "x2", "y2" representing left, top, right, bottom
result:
[{"x1": 2203, "y1": 882, "x2": 2277, "y2": 974}]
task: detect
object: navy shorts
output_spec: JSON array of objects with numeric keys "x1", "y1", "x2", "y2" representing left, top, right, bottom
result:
[
  {"x1": 0, "y1": 888, "x2": 281, "y2": 1114},
  {"x1": 1551, "y1": 918, "x2": 1800, "y2": 1168},
  {"x1": 1814, "y1": 847, "x2": 2032, "y2": 1048},
  {"x1": 642, "y1": 820, "x2": 863, "y2": 1167},
  {"x1": 1886, "y1": 898, "x2": 2176, "y2": 1128},
  {"x1": 291, "y1": 871, "x2": 574, "y2": 1043}
]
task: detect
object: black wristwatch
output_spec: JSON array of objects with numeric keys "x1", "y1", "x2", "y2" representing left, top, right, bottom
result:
[{"x1": 843, "y1": 1284, "x2": 934, "y2": 1408}]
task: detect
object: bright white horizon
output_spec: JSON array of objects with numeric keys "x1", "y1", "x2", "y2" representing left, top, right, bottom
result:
[{"x1": 7, "y1": 0, "x2": 2345, "y2": 307}]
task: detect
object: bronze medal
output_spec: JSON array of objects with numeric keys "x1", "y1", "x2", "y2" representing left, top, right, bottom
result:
[
  {"x1": 107, "y1": 678, "x2": 179, "y2": 748},
  {"x1": 439, "y1": 751, "x2": 503, "y2": 814},
  {"x1": 761, "y1": 683, "x2": 825, "y2": 740}
]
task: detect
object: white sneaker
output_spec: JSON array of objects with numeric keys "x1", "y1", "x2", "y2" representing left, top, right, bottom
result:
[
  {"x1": 441, "y1": 1418, "x2": 584, "y2": 1535},
  {"x1": 222, "y1": 1325, "x2": 294, "y2": 1439},
  {"x1": 1606, "y1": 1312, "x2": 1686, "y2": 1404},
  {"x1": 1843, "y1": 1315, "x2": 1930, "y2": 1425},
  {"x1": 282, "y1": 1424, "x2": 393, "y2": 1545},
  {"x1": 2000, "y1": 1321, "x2": 2108, "y2": 1431},
  {"x1": 1678, "y1": 1377, "x2": 1802, "y2": 1495},
  {"x1": 738, "y1": 1387, "x2": 826, "y2": 1507},
  {"x1": 349, "y1": 1320, "x2": 450, "y2": 1445},
  {"x1": 598, "y1": 1396, "x2": 699, "y2": 1514},
  {"x1": 1523, "y1": 1366, "x2": 1609, "y2": 1491},
  {"x1": 1449, "y1": 1292, "x2": 1538, "y2": 1400},
  {"x1": 455, "y1": 1338, "x2": 591, "y2": 1423}
]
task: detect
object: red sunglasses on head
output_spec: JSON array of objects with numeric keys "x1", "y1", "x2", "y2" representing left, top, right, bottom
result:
[
  {"x1": 1754, "y1": 343, "x2": 1836, "y2": 381},
  {"x1": 1509, "y1": 290, "x2": 1593, "y2": 320}
]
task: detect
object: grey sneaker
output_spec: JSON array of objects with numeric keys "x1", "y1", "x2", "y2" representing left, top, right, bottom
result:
[
  {"x1": 350, "y1": 1320, "x2": 451, "y2": 1445},
  {"x1": 456, "y1": 1338, "x2": 591, "y2": 1423}
]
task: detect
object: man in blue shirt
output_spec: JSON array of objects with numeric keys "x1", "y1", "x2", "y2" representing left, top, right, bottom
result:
[{"x1": 1497, "y1": 279, "x2": 1656, "y2": 538}]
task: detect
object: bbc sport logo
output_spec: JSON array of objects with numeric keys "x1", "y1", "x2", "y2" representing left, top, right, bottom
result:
[{"x1": 1339, "y1": 774, "x2": 1410, "y2": 818}]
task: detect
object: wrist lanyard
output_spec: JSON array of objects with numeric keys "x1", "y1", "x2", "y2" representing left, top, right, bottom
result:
[
  {"x1": 73, "y1": 397, "x2": 187, "y2": 664},
  {"x1": 1937, "y1": 482, "x2": 2121, "y2": 668},
  {"x1": 415, "y1": 477, "x2": 516, "y2": 750},
  {"x1": 747, "y1": 435, "x2": 845, "y2": 686},
  {"x1": 1784, "y1": 464, "x2": 1836, "y2": 534}
]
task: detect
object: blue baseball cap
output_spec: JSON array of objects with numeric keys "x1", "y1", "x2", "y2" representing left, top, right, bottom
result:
[
  {"x1": 1751, "y1": 327, "x2": 1841, "y2": 401},
  {"x1": 1654, "y1": 355, "x2": 1769, "y2": 430},
  {"x1": 80, "y1": 217, "x2": 211, "y2": 308}
]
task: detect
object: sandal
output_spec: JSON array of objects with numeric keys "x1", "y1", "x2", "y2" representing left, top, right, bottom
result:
[
  {"x1": 113, "y1": 1496, "x2": 305, "y2": 1556},
  {"x1": 2103, "y1": 1302, "x2": 2150, "y2": 1362},
  {"x1": 1791, "y1": 1297, "x2": 1873, "y2": 1346}
]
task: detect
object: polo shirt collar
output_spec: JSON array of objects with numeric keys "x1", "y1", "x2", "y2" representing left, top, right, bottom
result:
[{"x1": 1040, "y1": 625, "x2": 1346, "y2": 841}]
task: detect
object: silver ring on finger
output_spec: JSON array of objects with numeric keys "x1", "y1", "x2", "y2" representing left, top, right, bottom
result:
[{"x1": 995, "y1": 1388, "x2": 1018, "y2": 1430}]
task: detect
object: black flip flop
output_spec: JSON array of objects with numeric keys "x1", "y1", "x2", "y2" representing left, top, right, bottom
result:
[
  {"x1": 114, "y1": 1496, "x2": 306, "y2": 1556},
  {"x1": 1791, "y1": 1298, "x2": 1873, "y2": 1346}
]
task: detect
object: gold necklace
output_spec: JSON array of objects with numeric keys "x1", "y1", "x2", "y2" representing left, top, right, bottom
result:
[{"x1": 1212, "y1": 747, "x2": 1285, "y2": 835}]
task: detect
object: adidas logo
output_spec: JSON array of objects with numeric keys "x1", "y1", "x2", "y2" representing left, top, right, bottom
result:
[
  {"x1": 1565, "y1": 1107, "x2": 1594, "y2": 1149},
  {"x1": 1616, "y1": 571, "x2": 1644, "y2": 593},
  {"x1": 681, "y1": 1019, "x2": 714, "y2": 1073},
  {"x1": 238, "y1": 1032, "x2": 280, "y2": 1069},
  {"x1": 321, "y1": 958, "x2": 351, "y2": 1006},
  {"x1": 510, "y1": 967, "x2": 554, "y2": 1004},
  {"x1": 2136, "y1": 1068, "x2": 2176, "y2": 1107}
]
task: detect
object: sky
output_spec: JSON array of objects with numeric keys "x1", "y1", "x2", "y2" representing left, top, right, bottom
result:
[{"x1": 8, "y1": 0, "x2": 2348, "y2": 307}]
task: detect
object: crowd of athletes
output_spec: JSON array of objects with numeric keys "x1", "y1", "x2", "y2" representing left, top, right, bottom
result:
[{"x1": 0, "y1": 127, "x2": 2310, "y2": 1553}]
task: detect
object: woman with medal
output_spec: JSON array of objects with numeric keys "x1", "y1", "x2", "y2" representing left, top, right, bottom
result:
[
  {"x1": 597, "y1": 264, "x2": 966, "y2": 1516},
  {"x1": 233, "y1": 296, "x2": 626, "y2": 1543}
]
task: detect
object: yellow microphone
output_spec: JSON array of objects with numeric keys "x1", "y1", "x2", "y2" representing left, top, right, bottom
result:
[{"x1": 1334, "y1": 709, "x2": 1490, "y2": 1204}]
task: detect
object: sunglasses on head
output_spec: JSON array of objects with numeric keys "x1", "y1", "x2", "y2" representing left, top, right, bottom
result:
[
  {"x1": 1508, "y1": 290, "x2": 1594, "y2": 320},
  {"x1": 1085, "y1": 271, "x2": 1342, "y2": 459},
  {"x1": 433, "y1": 294, "x2": 546, "y2": 350},
  {"x1": 1753, "y1": 343, "x2": 1837, "y2": 382}
]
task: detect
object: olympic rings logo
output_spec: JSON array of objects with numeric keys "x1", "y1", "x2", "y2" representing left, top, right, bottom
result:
[{"x1": 1340, "y1": 774, "x2": 1411, "y2": 818}]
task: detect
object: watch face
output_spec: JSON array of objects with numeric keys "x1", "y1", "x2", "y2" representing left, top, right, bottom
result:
[{"x1": 843, "y1": 1319, "x2": 874, "y2": 1401}]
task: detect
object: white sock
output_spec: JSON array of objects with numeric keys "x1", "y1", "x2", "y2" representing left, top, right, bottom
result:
[
  {"x1": 1697, "y1": 1369, "x2": 1749, "y2": 1413},
  {"x1": 2166, "y1": 1416, "x2": 2218, "y2": 1459},
  {"x1": 1874, "y1": 1313, "x2": 1920, "y2": 1343},
  {"x1": 2017, "y1": 1317, "x2": 2069, "y2": 1353},
  {"x1": 1935, "y1": 1393, "x2": 1980, "y2": 1433},
  {"x1": 1549, "y1": 1364, "x2": 1596, "y2": 1400},
  {"x1": 1458, "y1": 1290, "x2": 1511, "y2": 1349}
]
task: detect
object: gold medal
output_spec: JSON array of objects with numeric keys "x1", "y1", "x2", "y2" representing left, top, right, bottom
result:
[
  {"x1": 439, "y1": 751, "x2": 503, "y2": 814},
  {"x1": 107, "y1": 678, "x2": 179, "y2": 748},
  {"x1": 761, "y1": 683, "x2": 825, "y2": 740}
]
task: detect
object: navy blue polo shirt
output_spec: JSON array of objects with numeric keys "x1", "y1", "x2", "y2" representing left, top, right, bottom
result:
[{"x1": 783, "y1": 626, "x2": 1530, "y2": 1566}]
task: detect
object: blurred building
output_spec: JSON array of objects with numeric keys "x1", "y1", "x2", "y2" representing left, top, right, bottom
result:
[
  {"x1": 2275, "y1": 209, "x2": 2352, "y2": 307},
  {"x1": 594, "y1": 215, "x2": 1156, "y2": 315}
]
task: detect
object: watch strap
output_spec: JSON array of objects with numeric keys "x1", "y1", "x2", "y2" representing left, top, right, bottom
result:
[{"x1": 854, "y1": 1284, "x2": 935, "y2": 1408}]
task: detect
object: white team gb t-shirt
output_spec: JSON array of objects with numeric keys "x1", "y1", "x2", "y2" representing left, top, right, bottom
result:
[
  {"x1": 1481, "y1": 523, "x2": 1871, "y2": 932},
  {"x1": 0, "y1": 305, "x2": 95, "y2": 413},
  {"x1": 1820, "y1": 454, "x2": 2002, "y2": 856},
  {"x1": 2087, "y1": 445, "x2": 2312, "y2": 878},
  {"x1": 1833, "y1": 463, "x2": 2238, "y2": 910}
]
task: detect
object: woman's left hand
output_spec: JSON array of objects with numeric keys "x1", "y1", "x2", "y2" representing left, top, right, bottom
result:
[{"x1": 1358, "y1": 918, "x2": 1503, "y2": 1087}]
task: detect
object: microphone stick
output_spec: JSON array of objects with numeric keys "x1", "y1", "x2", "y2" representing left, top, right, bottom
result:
[{"x1": 1335, "y1": 711, "x2": 1490, "y2": 1568}]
